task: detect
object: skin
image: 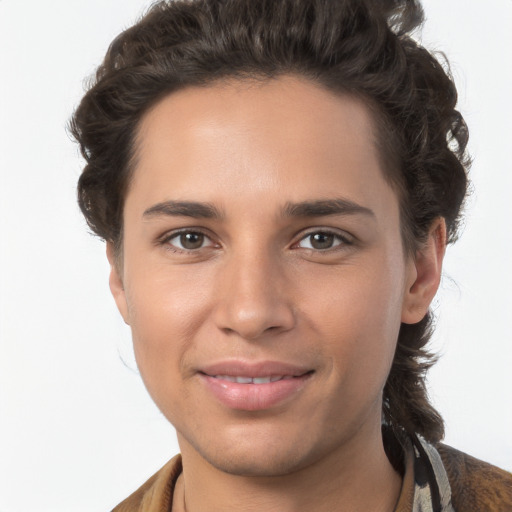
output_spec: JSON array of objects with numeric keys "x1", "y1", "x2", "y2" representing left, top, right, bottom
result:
[{"x1": 108, "y1": 75, "x2": 446, "y2": 512}]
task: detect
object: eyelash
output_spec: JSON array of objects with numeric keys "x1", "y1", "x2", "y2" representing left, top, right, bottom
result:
[
  {"x1": 158, "y1": 228, "x2": 354, "y2": 254},
  {"x1": 159, "y1": 229, "x2": 217, "y2": 254},
  {"x1": 292, "y1": 229, "x2": 354, "y2": 252}
]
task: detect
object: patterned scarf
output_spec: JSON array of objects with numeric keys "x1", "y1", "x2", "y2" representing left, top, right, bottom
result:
[{"x1": 411, "y1": 435, "x2": 455, "y2": 512}]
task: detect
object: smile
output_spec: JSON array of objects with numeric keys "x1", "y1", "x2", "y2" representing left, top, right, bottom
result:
[
  {"x1": 198, "y1": 361, "x2": 314, "y2": 411},
  {"x1": 210, "y1": 375, "x2": 296, "y2": 384}
]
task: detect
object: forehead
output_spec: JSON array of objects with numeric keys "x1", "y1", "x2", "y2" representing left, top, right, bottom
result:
[{"x1": 128, "y1": 75, "x2": 397, "y2": 220}]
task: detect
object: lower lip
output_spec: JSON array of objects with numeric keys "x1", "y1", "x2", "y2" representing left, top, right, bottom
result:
[{"x1": 200, "y1": 374, "x2": 312, "y2": 411}]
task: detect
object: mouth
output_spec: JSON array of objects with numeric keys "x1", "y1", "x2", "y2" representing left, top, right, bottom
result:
[
  {"x1": 206, "y1": 375, "x2": 300, "y2": 384},
  {"x1": 198, "y1": 361, "x2": 314, "y2": 411}
]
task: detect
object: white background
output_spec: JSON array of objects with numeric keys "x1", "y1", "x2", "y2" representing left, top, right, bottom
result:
[{"x1": 0, "y1": 1, "x2": 511, "y2": 510}]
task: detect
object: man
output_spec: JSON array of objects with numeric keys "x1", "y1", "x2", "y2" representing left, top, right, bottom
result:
[{"x1": 71, "y1": 0, "x2": 512, "y2": 510}]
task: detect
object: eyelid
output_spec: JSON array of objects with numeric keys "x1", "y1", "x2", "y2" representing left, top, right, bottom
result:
[
  {"x1": 158, "y1": 227, "x2": 219, "y2": 252},
  {"x1": 291, "y1": 227, "x2": 355, "y2": 250},
  {"x1": 156, "y1": 226, "x2": 354, "y2": 253}
]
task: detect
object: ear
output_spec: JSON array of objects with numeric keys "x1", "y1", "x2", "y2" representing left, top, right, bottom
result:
[
  {"x1": 401, "y1": 218, "x2": 447, "y2": 324},
  {"x1": 106, "y1": 242, "x2": 130, "y2": 325}
]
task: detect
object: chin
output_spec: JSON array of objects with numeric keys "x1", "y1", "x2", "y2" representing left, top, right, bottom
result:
[
  {"x1": 182, "y1": 424, "x2": 327, "y2": 478},
  {"x1": 205, "y1": 447, "x2": 313, "y2": 478}
]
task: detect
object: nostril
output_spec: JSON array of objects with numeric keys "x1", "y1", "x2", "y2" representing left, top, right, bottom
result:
[
  {"x1": 212, "y1": 282, "x2": 296, "y2": 340},
  {"x1": 219, "y1": 322, "x2": 289, "y2": 341}
]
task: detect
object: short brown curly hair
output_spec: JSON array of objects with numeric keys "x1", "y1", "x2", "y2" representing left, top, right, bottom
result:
[{"x1": 70, "y1": 0, "x2": 469, "y2": 444}]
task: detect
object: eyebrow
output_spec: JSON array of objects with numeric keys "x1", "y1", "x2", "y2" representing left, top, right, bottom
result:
[
  {"x1": 142, "y1": 198, "x2": 375, "y2": 221},
  {"x1": 283, "y1": 199, "x2": 375, "y2": 219},
  {"x1": 143, "y1": 201, "x2": 223, "y2": 219}
]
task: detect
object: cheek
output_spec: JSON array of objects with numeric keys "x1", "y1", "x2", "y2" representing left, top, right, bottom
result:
[
  {"x1": 123, "y1": 265, "x2": 214, "y2": 383},
  {"x1": 303, "y1": 255, "x2": 404, "y2": 332},
  {"x1": 300, "y1": 255, "x2": 405, "y2": 383},
  {"x1": 123, "y1": 276, "x2": 211, "y2": 424}
]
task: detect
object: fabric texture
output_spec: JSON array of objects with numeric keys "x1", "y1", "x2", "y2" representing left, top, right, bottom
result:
[{"x1": 111, "y1": 439, "x2": 512, "y2": 512}]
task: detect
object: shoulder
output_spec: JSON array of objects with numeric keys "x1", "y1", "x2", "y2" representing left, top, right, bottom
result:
[
  {"x1": 437, "y1": 444, "x2": 512, "y2": 512},
  {"x1": 111, "y1": 455, "x2": 182, "y2": 512}
]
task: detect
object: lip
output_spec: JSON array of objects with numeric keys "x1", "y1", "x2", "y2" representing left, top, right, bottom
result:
[{"x1": 198, "y1": 360, "x2": 314, "y2": 411}]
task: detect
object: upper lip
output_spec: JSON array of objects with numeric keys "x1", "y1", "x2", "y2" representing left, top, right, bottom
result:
[{"x1": 199, "y1": 360, "x2": 313, "y2": 378}]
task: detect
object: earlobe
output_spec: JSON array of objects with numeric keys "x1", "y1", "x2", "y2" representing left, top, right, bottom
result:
[
  {"x1": 106, "y1": 242, "x2": 130, "y2": 325},
  {"x1": 401, "y1": 218, "x2": 447, "y2": 325}
]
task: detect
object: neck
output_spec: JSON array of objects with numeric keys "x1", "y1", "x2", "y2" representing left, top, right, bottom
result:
[{"x1": 174, "y1": 424, "x2": 402, "y2": 512}]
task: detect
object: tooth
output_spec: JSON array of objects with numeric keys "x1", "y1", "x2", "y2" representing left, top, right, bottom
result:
[
  {"x1": 253, "y1": 377, "x2": 272, "y2": 384},
  {"x1": 216, "y1": 375, "x2": 236, "y2": 382},
  {"x1": 212, "y1": 375, "x2": 289, "y2": 384},
  {"x1": 235, "y1": 377, "x2": 253, "y2": 384}
]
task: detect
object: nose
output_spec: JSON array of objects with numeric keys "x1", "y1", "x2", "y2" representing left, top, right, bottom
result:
[{"x1": 212, "y1": 250, "x2": 296, "y2": 341}]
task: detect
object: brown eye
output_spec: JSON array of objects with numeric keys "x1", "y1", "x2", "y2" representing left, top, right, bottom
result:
[
  {"x1": 296, "y1": 231, "x2": 347, "y2": 251},
  {"x1": 165, "y1": 231, "x2": 213, "y2": 251},
  {"x1": 309, "y1": 233, "x2": 335, "y2": 249},
  {"x1": 179, "y1": 232, "x2": 204, "y2": 250}
]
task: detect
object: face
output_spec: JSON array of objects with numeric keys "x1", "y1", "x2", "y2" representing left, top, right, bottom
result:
[{"x1": 109, "y1": 76, "x2": 437, "y2": 477}]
